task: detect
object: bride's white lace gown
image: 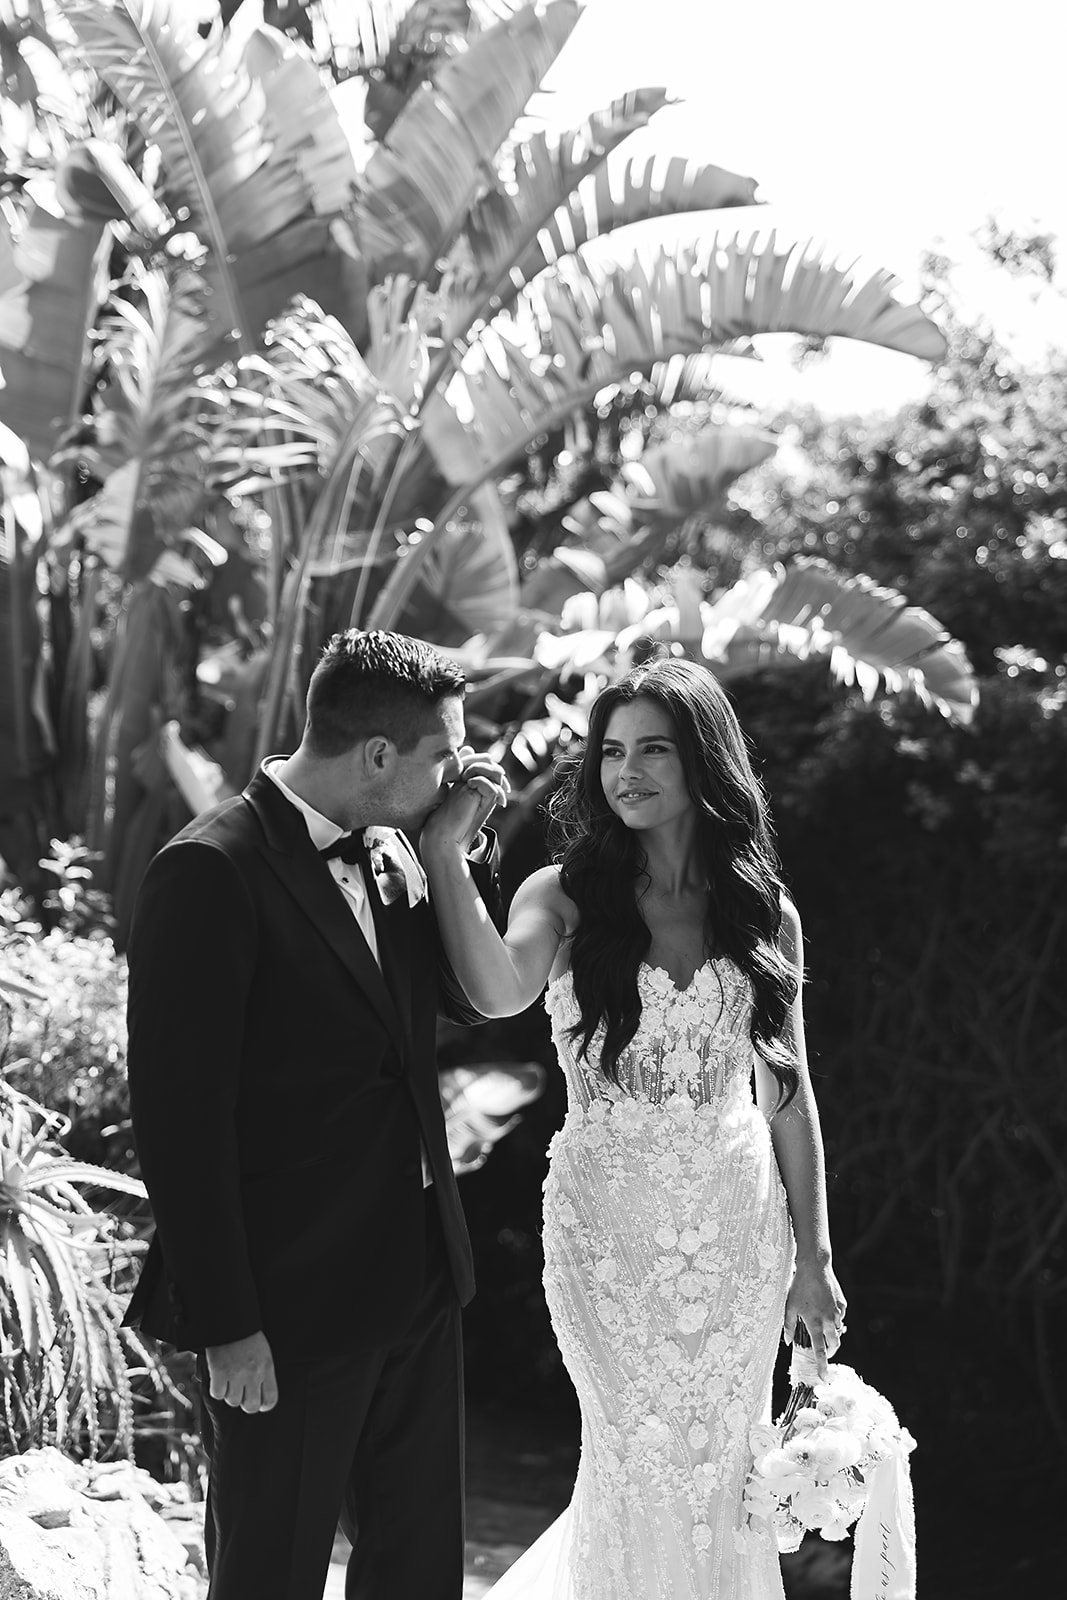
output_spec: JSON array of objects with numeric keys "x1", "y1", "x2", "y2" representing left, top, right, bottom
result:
[{"x1": 490, "y1": 959, "x2": 793, "y2": 1600}]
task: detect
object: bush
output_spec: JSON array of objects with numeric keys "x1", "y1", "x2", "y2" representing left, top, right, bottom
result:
[{"x1": 1, "y1": 871, "x2": 133, "y2": 1173}]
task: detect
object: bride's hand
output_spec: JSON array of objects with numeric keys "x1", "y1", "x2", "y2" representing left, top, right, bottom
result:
[
  {"x1": 783, "y1": 1257, "x2": 847, "y2": 1381},
  {"x1": 422, "y1": 749, "x2": 509, "y2": 857}
]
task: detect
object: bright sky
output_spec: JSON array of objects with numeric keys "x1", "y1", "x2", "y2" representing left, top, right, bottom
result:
[{"x1": 542, "y1": 0, "x2": 1067, "y2": 414}]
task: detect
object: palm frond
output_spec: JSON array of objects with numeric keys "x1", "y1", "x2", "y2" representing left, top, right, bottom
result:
[
  {"x1": 702, "y1": 556, "x2": 977, "y2": 723},
  {"x1": 506, "y1": 153, "x2": 760, "y2": 312},
  {"x1": 455, "y1": 233, "x2": 945, "y2": 485},
  {"x1": 368, "y1": 235, "x2": 944, "y2": 629},
  {"x1": 352, "y1": 0, "x2": 581, "y2": 281},
  {"x1": 446, "y1": 87, "x2": 681, "y2": 332}
]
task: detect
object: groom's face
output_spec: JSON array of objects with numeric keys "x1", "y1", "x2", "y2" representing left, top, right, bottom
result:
[{"x1": 380, "y1": 695, "x2": 467, "y2": 830}]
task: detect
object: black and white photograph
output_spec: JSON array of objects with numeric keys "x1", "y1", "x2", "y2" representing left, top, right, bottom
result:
[{"x1": 0, "y1": 3, "x2": 1062, "y2": 1597}]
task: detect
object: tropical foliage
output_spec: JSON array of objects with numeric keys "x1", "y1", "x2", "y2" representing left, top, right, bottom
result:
[
  {"x1": 0, "y1": 1070, "x2": 169, "y2": 1459},
  {"x1": 0, "y1": 0, "x2": 963, "y2": 935}
]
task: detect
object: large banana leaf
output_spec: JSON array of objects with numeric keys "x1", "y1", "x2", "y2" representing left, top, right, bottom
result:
[
  {"x1": 64, "y1": 0, "x2": 364, "y2": 347},
  {"x1": 629, "y1": 429, "x2": 779, "y2": 526},
  {"x1": 368, "y1": 235, "x2": 946, "y2": 628},
  {"x1": 699, "y1": 556, "x2": 977, "y2": 722},
  {"x1": 352, "y1": 0, "x2": 581, "y2": 281},
  {"x1": 401, "y1": 397, "x2": 518, "y2": 644},
  {"x1": 201, "y1": 289, "x2": 432, "y2": 758},
  {"x1": 445, "y1": 88, "x2": 681, "y2": 333},
  {"x1": 0, "y1": 199, "x2": 109, "y2": 459},
  {"x1": 58, "y1": 262, "x2": 212, "y2": 578},
  {"x1": 0, "y1": 1, "x2": 84, "y2": 164},
  {"x1": 489, "y1": 425, "x2": 779, "y2": 658}
]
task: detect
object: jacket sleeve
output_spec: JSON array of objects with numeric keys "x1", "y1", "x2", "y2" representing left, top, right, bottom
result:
[
  {"x1": 126, "y1": 838, "x2": 263, "y2": 1346},
  {"x1": 435, "y1": 828, "x2": 505, "y2": 1026}
]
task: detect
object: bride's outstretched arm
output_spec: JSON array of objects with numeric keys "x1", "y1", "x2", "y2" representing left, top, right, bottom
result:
[
  {"x1": 421, "y1": 775, "x2": 574, "y2": 1017},
  {"x1": 758, "y1": 895, "x2": 847, "y2": 1379}
]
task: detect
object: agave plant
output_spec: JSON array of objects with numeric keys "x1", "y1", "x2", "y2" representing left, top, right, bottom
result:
[{"x1": 0, "y1": 1077, "x2": 176, "y2": 1460}]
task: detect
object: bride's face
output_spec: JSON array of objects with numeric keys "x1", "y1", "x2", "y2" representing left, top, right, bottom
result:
[{"x1": 600, "y1": 698, "x2": 693, "y2": 831}]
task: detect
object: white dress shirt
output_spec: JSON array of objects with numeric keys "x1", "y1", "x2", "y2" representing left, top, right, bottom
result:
[{"x1": 263, "y1": 760, "x2": 432, "y2": 1186}]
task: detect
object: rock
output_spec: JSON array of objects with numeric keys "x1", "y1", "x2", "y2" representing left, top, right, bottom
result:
[
  {"x1": 0, "y1": 1452, "x2": 202, "y2": 1600},
  {"x1": 0, "y1": 1509, "x2": 104, "y2": 1599}
]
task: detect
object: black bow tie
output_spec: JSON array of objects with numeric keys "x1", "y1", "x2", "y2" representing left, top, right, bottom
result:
[{"x1": 319, "y1": 831, "x2": 367, "y2": 865}]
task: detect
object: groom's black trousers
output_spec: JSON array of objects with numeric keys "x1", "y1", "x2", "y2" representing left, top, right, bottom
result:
[{"x1": 198, "y1": 1192, "x2": 465, "y2": 1600}]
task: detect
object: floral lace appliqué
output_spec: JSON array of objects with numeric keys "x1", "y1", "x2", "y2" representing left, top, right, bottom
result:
[{"x1": 528, "y1": 960, "x2": 793, "y2": 1600}]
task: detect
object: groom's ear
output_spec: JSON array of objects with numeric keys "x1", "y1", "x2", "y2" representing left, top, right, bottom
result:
[{"x1": 363, "y1": 734, "x2": 396, "y2": 774}]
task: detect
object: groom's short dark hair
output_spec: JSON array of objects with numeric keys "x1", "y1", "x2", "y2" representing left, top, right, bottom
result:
[{"x1": 304, "y1": 630, "x2": 465, "y2": 756}]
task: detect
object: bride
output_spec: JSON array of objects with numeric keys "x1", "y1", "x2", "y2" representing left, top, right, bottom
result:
[{"x1": 422, "y1": 657, "x2": 847, "y2": 1599}]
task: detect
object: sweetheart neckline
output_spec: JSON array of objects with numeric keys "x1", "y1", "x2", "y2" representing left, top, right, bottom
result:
[{"x1": 546, "y1": 957, "x2": 730, "y2": 1001}]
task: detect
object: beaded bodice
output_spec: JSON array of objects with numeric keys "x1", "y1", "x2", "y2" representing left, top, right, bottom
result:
[{"x1": 545, "y1": 958, "x2": 755, "y2": 1115}]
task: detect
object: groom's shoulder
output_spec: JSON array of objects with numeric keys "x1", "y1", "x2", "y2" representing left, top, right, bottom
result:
[{"x1": 169, "y1": 793, "x2": 253, "y2": 852}]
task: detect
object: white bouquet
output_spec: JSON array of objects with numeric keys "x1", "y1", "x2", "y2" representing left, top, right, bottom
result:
[{"x1": 744, "y1": 1333, "x2": 917, "y2": 1598}]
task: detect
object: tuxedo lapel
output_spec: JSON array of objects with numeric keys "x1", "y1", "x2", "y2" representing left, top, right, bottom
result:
[{"x1": 241, "y1": 772, "x2": 406, "y2": 1056}]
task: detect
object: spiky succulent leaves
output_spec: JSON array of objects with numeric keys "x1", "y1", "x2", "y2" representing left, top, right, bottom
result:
[
  {"x1": 352, "y1": 0, "x2": 581, "y2": 283},
  {"x1": 0, "y1": 1083, "x2": 150, "y2": 1459}
]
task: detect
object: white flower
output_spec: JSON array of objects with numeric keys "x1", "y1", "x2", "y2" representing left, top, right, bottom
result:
[
  {"x1": 554, "y1": 1198, "x2": 577, "y2": 1229},
  {"x1": 805, "y1": 1427, "x2": 861, "y2": 1474},
  {"x1": 692, "y1": 1522, "x2": 713, "y2": 1552},
  {"x1": 677, "y1": 1227, "x2": 702, "y2": 1255},
  {"x1": 661, "y1": 1381, "x2": 684, "y2": 1408},
  {"x1": 655, "y1": 1225, "x2": 679, "y2": 1250},
  {"x1": 749, "y1": 1423, "x2": 779, "y2": 1457},
  {"x1": 593, "y1": 1257, "x2": 617, "y2": 1284},
  {"x1": 758, "y1": 1448, "x2": 805, "y2": 1483},
  {"x1": 676, "y1": 1304, "x2": 708, "y2": 1335},
  {"x1": 698, "y1": 1217, "x2": 719, "y2": 1243},
  {"x1": 676, "y1": 1270, "x2": 706, "y2": 1300},
  {"x1": 596, "y1": 1299, "x2": 619, "y2": 1326},
  {"x1": 687, "y1": 1421, "x2": 709, "y2": 1451}
]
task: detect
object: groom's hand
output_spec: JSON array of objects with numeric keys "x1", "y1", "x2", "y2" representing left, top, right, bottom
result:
[{"x1": 206, "y1": 1330, "x2": 278, "y2": 1414}]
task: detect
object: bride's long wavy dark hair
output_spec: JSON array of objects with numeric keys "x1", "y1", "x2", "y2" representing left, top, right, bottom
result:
[{"x1": 548, "y1": 658, "x2": 799, "y2": 1109}]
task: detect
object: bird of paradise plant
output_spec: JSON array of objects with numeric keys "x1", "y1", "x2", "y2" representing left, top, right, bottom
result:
[{"x1": 0, "y1": 0, "x2": 966, "y2": 924}]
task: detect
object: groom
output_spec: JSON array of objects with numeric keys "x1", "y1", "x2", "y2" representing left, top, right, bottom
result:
[{"x1": 124, "y1": 629, "x2": 508, "y2": 1600}]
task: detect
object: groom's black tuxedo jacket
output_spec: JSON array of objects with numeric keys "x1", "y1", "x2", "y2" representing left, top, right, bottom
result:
[{"x1": 124, "y1": 768, "x2": 499, "y2": 1359}]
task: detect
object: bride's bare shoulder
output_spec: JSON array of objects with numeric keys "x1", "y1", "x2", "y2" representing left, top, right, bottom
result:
[{"x1": 512, "y1": 863, "x2": 579, "y2": 938}]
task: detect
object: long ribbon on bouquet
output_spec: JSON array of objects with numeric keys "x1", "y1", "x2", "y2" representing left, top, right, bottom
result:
[
  {"x1": 850, "y1": 1428, "x2": 917, "y2": 1600},
  {"x1": 788, "y1": 1339, "x2": 917, "y2": 1600}
]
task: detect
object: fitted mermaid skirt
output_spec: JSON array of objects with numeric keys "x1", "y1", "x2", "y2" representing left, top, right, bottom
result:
[{"x1": 488, "y1": 961, "x2": 793, "y2": 1600}]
